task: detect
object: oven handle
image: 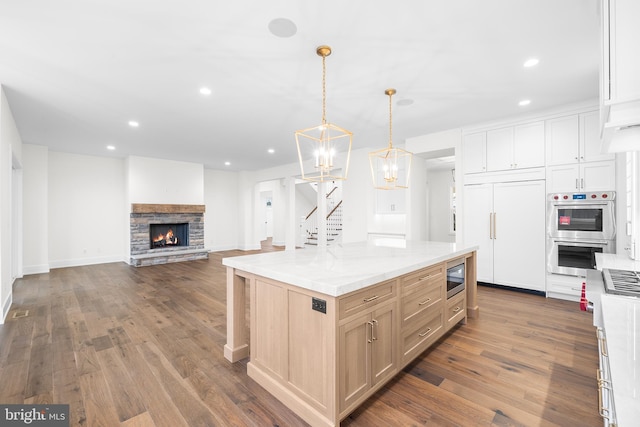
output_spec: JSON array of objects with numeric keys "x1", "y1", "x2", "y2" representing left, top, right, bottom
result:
[{"x1": 552, "y1": 240, "x2": 610, "y2": 246}]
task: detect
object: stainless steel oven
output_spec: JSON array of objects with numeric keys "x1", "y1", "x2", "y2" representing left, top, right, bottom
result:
[
  {"x1": 446, "y1": 259, "x2": 465, "y2": 299},
  {"x1": 547, "y1": 192, "x2": 616, "y2": 277},
  {"x1": 547, "y1": 192, "x2": 616, "y2": 241},
  {"x1": 547, "y1": 239, "x2": 615, "y2": 276}
]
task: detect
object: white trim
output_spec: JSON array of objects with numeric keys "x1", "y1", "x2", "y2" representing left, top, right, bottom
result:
[
  {"x1": 1, "y1": 293, "x2": 12, "y2": 324},
  {"x1": 49, "y1": 255, "x2": 126, "y2": 269},
  {"x1": 22, "y1": 264, "x2": 50, "y2": 275}
]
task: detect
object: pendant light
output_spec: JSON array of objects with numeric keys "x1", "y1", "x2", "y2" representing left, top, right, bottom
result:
[
  {"x1": 369, "y1": 88, "x2": 412, "y2": 190},
  {"x1": 295, "y1": 46, "x2": 352, "y2": 182}
]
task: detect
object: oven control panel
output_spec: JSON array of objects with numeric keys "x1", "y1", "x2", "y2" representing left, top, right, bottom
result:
[{"x1": 548, "y1": 191, "x2": 616, "y2": 201}]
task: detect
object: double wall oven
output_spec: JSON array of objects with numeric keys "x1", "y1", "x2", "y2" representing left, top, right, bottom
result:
[{"x1": 547, "y1": 192, "x2": 616, "y2": 277}]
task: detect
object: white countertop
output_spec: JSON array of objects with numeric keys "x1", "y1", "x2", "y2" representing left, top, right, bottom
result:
[
  {"x1": 600, "y1": 294, "x2": 640, "y2": 426},
  {"x1": 222, "y1": 240, "x2": 477, "y2": 297},
  {"x1": 589, "y1": 256, "x2": 640, "y2": 426},
  {"x1": 596, "y1": 253, "x2": 640, "y2": 271}
]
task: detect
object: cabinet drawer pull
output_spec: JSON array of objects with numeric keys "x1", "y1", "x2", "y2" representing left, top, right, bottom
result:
[
  {"x1": 367, "y1": 321, "x2": 374, "y2": 343},
  {"x1": 452, "y1": 306, "x2": 461, "y2": 313},
  {"x1": 418, "y1": 274, "x2": 431, "y2": 281},
  {"x1": 418, "y1": 298, "x2": 432, "y2": 306},
  {"x1": 418, "y1": 328, "x2": 432, "y2": 337},
  {"x1": 363, "y1": 295, "x2": 380, "y2": 303},
  {"x1": 596, "y1": 328, "x2": 608, "y2": 357}
]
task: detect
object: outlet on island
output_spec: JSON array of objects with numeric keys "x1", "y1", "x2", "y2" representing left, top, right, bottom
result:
[{"x1": 311, "y1": 297, "x2": 326, "y2": 314}]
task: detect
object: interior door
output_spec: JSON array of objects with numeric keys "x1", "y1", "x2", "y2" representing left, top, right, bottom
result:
[
  {"x1": 492, "y1": 180, "x2": 546, "y2": 291},
  {"x1": 463, "y1": 183, "x2": 494, "y2": 282}
]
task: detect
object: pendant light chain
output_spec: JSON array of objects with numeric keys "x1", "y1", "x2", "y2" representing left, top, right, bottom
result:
[
  {"x1": 321, "y1": 53, "x2": 327, "y2": 125},
  {"x1": 388, "y1": 90, "x2": 393, "y2": 149}
]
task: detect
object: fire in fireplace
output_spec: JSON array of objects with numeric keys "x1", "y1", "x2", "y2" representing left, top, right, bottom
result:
[{"x1": 149, "y1": 223, "x2": 189, "y2": 249}]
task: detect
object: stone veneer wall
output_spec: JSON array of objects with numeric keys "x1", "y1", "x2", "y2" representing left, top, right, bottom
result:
[{"x1": 129, "y1": 204, "x2": 208, "y2": 267}]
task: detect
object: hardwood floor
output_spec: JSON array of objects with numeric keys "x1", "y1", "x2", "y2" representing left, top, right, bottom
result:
[{"x1": 1, "y1": 244, "x2": 602, "y2": 426}]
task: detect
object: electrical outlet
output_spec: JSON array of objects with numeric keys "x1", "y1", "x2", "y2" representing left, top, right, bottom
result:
[{"x1": 312, "y1": 297, "x2": 326, "y2": 314}]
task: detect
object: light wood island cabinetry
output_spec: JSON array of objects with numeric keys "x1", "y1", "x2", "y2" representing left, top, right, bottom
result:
[{"x1": 223, "y1": 241, "x2": 478, "y2": 427}]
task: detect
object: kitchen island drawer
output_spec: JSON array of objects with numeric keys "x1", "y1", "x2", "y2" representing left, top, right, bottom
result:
[
  {"x1": 446, "y1": 291, "x2": 466, "y2": 329},
  {"x1": 401, "y1": 308, "x2": 444, "y2": 364},
  {"x1": 401, "y1": 263, "x2": 444, "y2": 292},
  {"x1": 339, "y1": 279, "x2": 397, "y2": 320},
  {"x1": 401, "y1": 284, "x2": 442, "y2": 326}
]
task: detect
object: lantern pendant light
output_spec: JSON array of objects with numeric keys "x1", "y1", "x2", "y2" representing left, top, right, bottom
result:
[
  {"x1": 295, "y1": 46, "x2": 352, "y2": 182},
  {"x1": 369, "y1": 88, "x2": 413, "y2": 190}
]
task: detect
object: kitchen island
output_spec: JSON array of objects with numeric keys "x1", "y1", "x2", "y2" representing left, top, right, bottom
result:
[{"x1": 223, "y1": 241, "x2": 478, "y2": 427}]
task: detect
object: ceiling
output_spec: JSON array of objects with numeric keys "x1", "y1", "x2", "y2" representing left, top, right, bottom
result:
[{"x1": 0, "y1": 0, "x2": 601, "y2": 171}]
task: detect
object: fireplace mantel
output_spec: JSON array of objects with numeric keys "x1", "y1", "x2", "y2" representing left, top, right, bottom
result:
[{"x1": 131, "y1": 204, "x2": 206, "y2": 214}]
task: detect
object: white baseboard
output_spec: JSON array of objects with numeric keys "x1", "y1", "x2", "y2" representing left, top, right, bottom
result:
[
  {"x1": 207, "y1": 244, "x2": 238, "y2": 252},
  {"x1": 23, "y1": 264, "x2": 51, "y2": 276},
  {"x1": 1, "y1": 293, "x2": 12, "y2": 324},
  {"x1": 49, "y1": 254, "x2": 126, "y2": 269}
]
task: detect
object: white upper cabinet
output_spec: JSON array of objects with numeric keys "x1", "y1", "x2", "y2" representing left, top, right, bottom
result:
[
  {"x1": 546, "y1": 111, "x2": 614, "y2": 166},
  {"x1": 462, "y1": 132, "x2": 486, "y2": 174},
  {"x1": 513, "y1": 121, "x2": 546, "y2": 169},
  {"x1": 486, "y1": 127, "x2": 513, "y2": 171},
  {"x1": 603, "y1": 0, "x2": 640, "y2": 104},
  {"x1": 601, "y1": 0, "x2": 640, "y2": 152},
  {"x1": 486, "y1": 122, "x2": 544, "y2": 172}
]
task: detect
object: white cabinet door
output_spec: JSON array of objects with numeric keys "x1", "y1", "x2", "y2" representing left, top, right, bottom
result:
[
  {"x1": 486, "y1": 127, "x2": 513, "y2": 172},
  {"x1": 609, "y1": 0, "x2": 640, "y2": 102},
  {"x1": 492, "y1": 181, "x2": 546, "y2": 292},
  {"x1": 513, "y1": 121, "x2": 545, "y2": 169},
  {"x1": 545, "y1": 115, "x2": 579, "y2": 166},
  {"x1": 463, "y1": 184, "x2": 494, "y2": 283},
  {"x1": 547, "y1": 164, "x2": 581, "y2": 193},
  {"x1": 547, "y1": 161, "x2": 615, "y2": 193},
  {"x1": 582, "y1": 161, "x2": 616, "y2": 191},
  {"x1": 581, "y1": 111, "x2": 615, "y2": 163},
  {"x1": 462, "y1": 132, "x2": 486, "y2": 174}
]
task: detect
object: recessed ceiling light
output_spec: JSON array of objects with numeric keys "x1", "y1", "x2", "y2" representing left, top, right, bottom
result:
[
  {"x1": 200, "y1": 87, "x2": 212, "y2": 96},
  {"x1": 519, "y1": 99, "x2": 531, "y2": 106},
  {"x1": 268, "y1": 18, "x2": 297, "y2": 38},
  {"x1": 397, "y1": 99, "x2": 414, "y2": 107},
  {"x1": 268, "y1": 148, "x2": 275, "y2": 154},
  {"x1": 224, "y1": 161, "x2": 231, "y2": 166},
  {"x1": 523, "y1": 58, "x2": 539, "y2": 67},
  {"x1": 128, "y1": 120, "x2": 139, "y2": 127},
  {"x1": 106, "y1": 145, "x2": 116, "y2": 151}
]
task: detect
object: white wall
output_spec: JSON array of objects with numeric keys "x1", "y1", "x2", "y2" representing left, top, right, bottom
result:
[
  {"x1": 1, "y1": 87, "x2": 23, "y2": 322},
  {"x1": 127, "y1": 156, "x2": 204, "y2": 204},
  {"x1": 22, "y1": 145, "x2": 49, "y2": 274},
  {"x1": 204, "y1": 169, "x2": 239, "y2": 251},
  {"x1": 48, "y1": 152, "x2": 125, "y2": 268}
]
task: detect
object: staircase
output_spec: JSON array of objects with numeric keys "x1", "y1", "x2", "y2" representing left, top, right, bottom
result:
[{"x1": 303, "y1": 185, "x2": 343, "y2": 246}]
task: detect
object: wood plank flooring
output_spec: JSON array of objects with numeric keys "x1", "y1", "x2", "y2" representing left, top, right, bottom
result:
[{"x1": 1, "y1": 243, "x2": 602, "y2": 426}]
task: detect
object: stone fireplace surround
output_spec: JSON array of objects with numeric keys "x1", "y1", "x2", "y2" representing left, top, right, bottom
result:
[{"x1": 130, "y1": 203, "x2": 208, "y2": 267}]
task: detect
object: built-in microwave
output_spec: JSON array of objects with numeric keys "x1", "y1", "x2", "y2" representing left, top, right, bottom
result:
[{"x1": 446, "y1": 259, "x2": 465, "y2": 299}]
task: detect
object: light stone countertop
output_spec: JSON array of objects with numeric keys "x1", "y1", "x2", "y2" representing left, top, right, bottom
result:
[
  {"x1": 591, "y1": 254, "x2": 640, "y2": 426},
  {"x1": 222, "y1": 240, "x2": 477, "y2": 297},
  {"x1": 600, "y1": 294, "x2": 640, "y2": 426}
]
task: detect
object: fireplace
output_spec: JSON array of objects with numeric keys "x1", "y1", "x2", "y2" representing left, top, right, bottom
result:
[
  {"x1": 129, "y1": 204, "x2": 208, "y2": 267},
  {"x1": 150, "y1": 223, "x2": 189, "y2": 249}
]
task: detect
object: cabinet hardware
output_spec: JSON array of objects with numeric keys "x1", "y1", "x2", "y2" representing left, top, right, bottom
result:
[
  {"x1": 596, "y1": 328, "x2": 608, "y2": 357},
  {"x1": 452, "y1": 306, "x2": 461, "y2": 313},
  {"x1": 493, "y1": 213, "x2": 497, "y2": 239},
  {"x1": 367, "y1": 321, "x2": 374, "y2": 343},
  {"x1": 418, "y1": 328, "x2": 432, "y2": 337},
  {"x1": 581, "y1": 178, "x2": 584, "y2": 189},
  {"x1": 418, "y1": 275, "x2": 431, "y2": 281},
  {"x1": 371, "y1": 319, "x2": 378, "y2": 341},
  {"x1": 418, "y1": 298, "x2": 432, "y2": 306},
  {"x1": 363, "y1": 295, "x2": 380, "y2": 303},
  {"x1": 575, "y1": 178, "x2": 579, "y2": 189},
  {"x1": 489, "y1": 213, "x2": 493, "y2": 239}
]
